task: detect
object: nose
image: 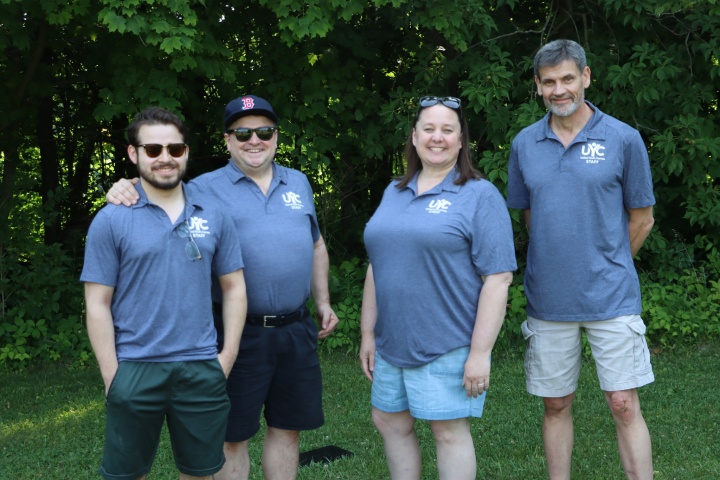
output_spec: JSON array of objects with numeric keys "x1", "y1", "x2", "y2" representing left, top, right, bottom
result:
[{"x1": 551, "y1": 82, "x2": 566, "y2": 97}]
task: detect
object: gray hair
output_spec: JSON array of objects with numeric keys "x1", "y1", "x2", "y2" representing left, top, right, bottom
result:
[{"x1": 534, "y1": 39, "x2": 587, "y2": 77}]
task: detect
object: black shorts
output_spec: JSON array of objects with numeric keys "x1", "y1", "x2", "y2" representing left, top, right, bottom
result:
[{"x1": 224, "y1": 314, "x2": 324, "y2": 441}]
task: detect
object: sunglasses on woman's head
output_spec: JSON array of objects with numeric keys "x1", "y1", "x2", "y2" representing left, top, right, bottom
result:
[
  {"x1": 226, "y1": 126, "x2": 277, "y2": 142},
  {"x1": 136, "y1": 143, "x2": 187, "y2": 158},
  {"x1": 418, "y1": 96, "x2": 462, "y2": 110}
]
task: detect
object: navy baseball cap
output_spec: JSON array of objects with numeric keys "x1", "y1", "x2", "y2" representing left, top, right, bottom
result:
[{"x1": 224, "y1": 95, "x2": 278, "y2": 129}]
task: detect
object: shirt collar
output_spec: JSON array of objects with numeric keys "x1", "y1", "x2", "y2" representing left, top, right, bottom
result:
[
  {"x1": 405, "y1": 168, "x2": 463, "y2": 195},
  {"x1": 225, "y1": 160, "x2": 285, "y2": 185},
  {"x1": 535, "y1": 100, "x2": 606, "y2": 143},
  {"x1": 134, "y1": 181, "x2": 201, "y2": 218}
]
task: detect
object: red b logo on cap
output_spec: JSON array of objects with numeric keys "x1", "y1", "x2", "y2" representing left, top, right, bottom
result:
[{"x1": 241, "y1": 97, "x2": 255, "y2": 110}]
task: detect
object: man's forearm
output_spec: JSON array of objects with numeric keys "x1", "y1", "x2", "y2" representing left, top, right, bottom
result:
[
  {"x1": 311, "y1": 236, "x2": 331, "y2": 306},
  {"x1": 628, "y1": 206, "x2": 655, "y2": 256},
  {"x1": 219, "y1": 271, "x2": 247, "y2": 363},
  {"x1": 85, "y1": 283, "x2": 118, "y2": 388}
]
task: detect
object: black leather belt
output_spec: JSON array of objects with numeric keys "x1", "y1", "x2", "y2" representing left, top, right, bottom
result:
[{"x1": 246, "y1": 306, "x2": 308, "y2": 328}]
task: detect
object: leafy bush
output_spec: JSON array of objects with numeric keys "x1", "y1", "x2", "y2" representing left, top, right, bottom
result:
[
  {"x1": 0, "y1": 244, "x2": 90, "y2": 369},
  {"x1": 641, "y1": 265, "x2": 720, "y2": 346},
  {"x1": 498, "y1": 280, "x2": 527, "y2": 350},
  {"x1": 312, "y1": 258, "x2": 366, "y2": 355}
]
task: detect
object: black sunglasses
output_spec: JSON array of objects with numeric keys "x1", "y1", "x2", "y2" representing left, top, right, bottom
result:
[
  {"x1": 226, "y1": 126, "x2": 277, "y2": 142},
  {"x1": 418, "y1": 96, "x2": 462, "y2": 109},
  {"x1": 137, "y1": 143, "x2": 187, "y2": 158}
]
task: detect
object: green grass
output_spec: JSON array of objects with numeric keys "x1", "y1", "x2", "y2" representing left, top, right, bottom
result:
[{"x1": 1, "y1": 344, "x2": 719, "y2": 479}]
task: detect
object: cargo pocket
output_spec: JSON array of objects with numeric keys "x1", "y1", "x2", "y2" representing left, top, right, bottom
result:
[
  {"x1": 520, "y1": 319, "x2": 535, "y2": 364},
  {"x1": 628, "y1": 316, "x2": 651, "y2": 374}
]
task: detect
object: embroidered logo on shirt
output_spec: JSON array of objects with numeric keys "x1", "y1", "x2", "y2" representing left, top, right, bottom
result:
[
  {"x1": 188, "y1": 216, "x2": 210, "y2": 237},
  {"x1": 580, "y1": 142, "x2": 606, "y2": 164},
  {"x1": 426, "y1": 199, "x2": 452, "y2": 214},
  {"x1": 282, "y1": 191, "x2": 304, "y2": 210}
]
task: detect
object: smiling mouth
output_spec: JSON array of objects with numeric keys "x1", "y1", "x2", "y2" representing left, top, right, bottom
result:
[{"x1": 152, "y1": 164, "x2": 177, "y2": 172}]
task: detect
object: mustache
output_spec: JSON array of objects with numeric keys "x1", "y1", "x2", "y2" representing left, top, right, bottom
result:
[{"x1": 151, "y1": 161, "x2": 180, "y2": 170}]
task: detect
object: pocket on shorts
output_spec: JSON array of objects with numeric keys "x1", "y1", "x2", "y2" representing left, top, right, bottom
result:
[
  {"x1": 627, "y1": 316, "x2": 652, "y2": 374},
  {"x1": 105, "y1": 362, "x2": 125, "y2": 405},
  {"x1": 211, "y1": 357, "x2": 227, "y2": 380},
  {"x1": 105, "y1": 362, "x2": 125, "y2": 400},
  {"x1": 520, "y1": 319, "x2": 534, "y2": 341},
  {"x1": 301, "y1": 315, "x2": 319, "y2": 350},
  {"x1": 520, "y1": 319, "x2": 536, "y2": 365}
]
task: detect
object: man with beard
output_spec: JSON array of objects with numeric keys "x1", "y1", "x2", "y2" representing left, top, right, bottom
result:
[
  {"x1": 507, "y1": 40, "x2": 656, "y2": 480},
  {"x1": 106, "y1": 96, "x2": 339, "y2": 480},
  {"x1": 82, "y1": 107, "x2": 248, "y2": 480}
]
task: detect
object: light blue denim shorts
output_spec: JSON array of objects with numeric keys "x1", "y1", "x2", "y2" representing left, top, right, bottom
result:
[
  {"x1": 371, "y1": 347, "x2": 486, "y2": 420},
  {"x1": 521, "y1": 314, "x2": 655, "y2": 397}
]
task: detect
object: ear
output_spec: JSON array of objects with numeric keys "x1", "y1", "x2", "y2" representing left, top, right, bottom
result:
[
  {"x1": 534, "y1": 75, "x2": 542, "y2": 95},
  {"x1": 582, "y1": 66, "x2": 591, "y2": 88},
  {"x1": 411, "y1": 128, "x2": 418, "y2": 147},
  {"x1": 127, "y1": 145, "x2": 139, "y2": 165}
]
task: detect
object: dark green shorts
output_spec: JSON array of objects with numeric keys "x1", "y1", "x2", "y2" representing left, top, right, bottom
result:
[{"x1": 99, "y1": 360, "x2": 229, "y2": 480}]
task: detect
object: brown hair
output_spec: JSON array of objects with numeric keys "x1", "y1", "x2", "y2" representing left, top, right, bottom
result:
[
  {"x1": 396, "y1": 104, "x2": 481, "y2": 189},
  {"x1": 126, "y1": 106, "x2": 187, "y2": 146}
]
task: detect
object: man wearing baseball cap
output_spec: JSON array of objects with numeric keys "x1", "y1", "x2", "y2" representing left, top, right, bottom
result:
[{"x1": 107, "y1": 95, "x2": 339, "y2": 480}]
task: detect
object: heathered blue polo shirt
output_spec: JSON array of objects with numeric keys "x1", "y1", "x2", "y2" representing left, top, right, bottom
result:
[
  {"x1": 81, "y1": 183, "x2": 244, "y2": 362},
  {"x1": 507, "y1": 101, "x2": 655, "y2": 321},
  {"x1": 364, "y1": 171, "x2": 517, "y2": 368},
  {"x1": 189, "y1": 161, "x2": 319, "y2": 314}
]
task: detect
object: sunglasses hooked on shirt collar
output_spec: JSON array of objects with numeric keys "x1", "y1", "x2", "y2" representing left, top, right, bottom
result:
[
  {"x1": 136, "y1": 143, "x2": 187, "y2": 158},
  {"x1": 226, "y1": 126, "x2": 278, "y2": 142},
  {"x1": 177, "y1": 221, "x2": 202, "y2": 261}
]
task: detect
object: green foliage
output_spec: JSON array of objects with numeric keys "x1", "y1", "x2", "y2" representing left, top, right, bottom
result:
[
  {"x1": 497, "y1": 280, "x2": 526, "y2": 349},
  {"x1": 2, "y1": 0, "x2": 720, "y2": 366},
  {"x1": 0, "y1": 244, "x2": 90, "y2": 369},
  {"x1": 641, "y1": 262, "x2": 720, "y2": 346},
  {"x1": 312, "y1": 258, "x2": 366, "y2": 355}
]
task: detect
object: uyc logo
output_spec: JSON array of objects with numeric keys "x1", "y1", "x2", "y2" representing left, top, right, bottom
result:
[
  {"x1": 427, "y1": 199, "x2": 452, "y2": 214},
  {"x1": 581, "y1": 142, "x2": 605, "y2": 164},
  {"x1": 282, "y1": 192, "x2": 303, "y2": 209},
  {"x1": 188, "y1": 216, "x2": 209, "y2": 231}
]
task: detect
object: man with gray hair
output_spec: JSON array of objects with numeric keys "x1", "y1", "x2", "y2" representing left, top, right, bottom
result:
[{"x1": 508, "y1": 39, "x2": 655, "y2": 479}]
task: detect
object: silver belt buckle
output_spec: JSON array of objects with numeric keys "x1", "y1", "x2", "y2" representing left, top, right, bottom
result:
[{"x1": 263, "y1": 315, "x2": 277, "y2": 328}]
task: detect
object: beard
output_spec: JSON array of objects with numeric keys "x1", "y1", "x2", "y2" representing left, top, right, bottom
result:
[
  {"x1": 137, "y1": 161, "x2": 186, "y2": 190},
  {"x1": 545, "y1": 90, "x2": 585, "y2": 117}
]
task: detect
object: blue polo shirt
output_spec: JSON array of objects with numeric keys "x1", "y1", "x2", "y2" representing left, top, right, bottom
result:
[
  {"x1": 507, "y1": 102, "x2": 655, "y2": 321},
  {"x1": 189, "y1": 161, "x2": 320, "y2": 314},
  {"x1": 81, "y1": 183, "x2": 244, "y2": 362},
  {"x1": 364, "y1": 171, "x2": 517, "y2": 368}
]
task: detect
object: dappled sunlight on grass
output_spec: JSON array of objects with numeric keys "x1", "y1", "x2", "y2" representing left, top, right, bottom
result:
[{"x1": 2, "y1": 345, "x2": 719, "y2": 479}]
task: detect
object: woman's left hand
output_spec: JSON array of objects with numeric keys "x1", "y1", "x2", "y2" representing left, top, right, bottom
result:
[{"x1": 462, "y1": 352, "x2": 491, "y2": 398}]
